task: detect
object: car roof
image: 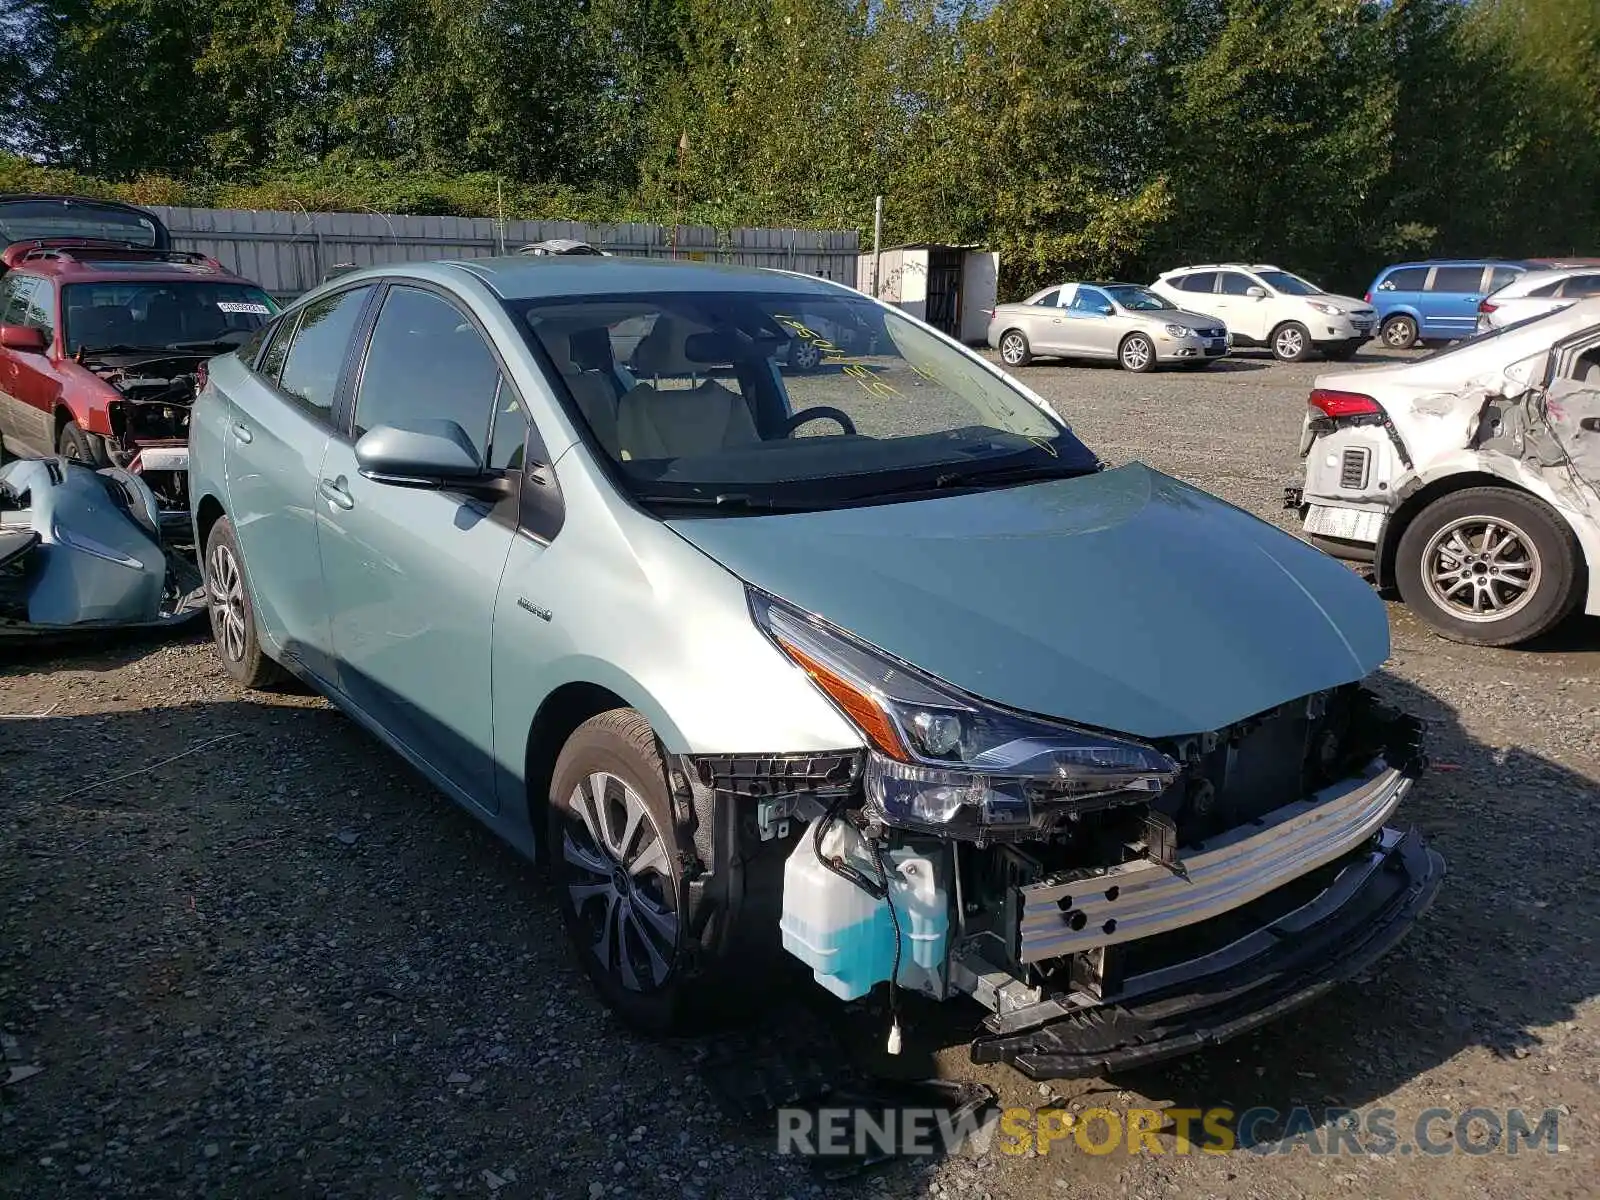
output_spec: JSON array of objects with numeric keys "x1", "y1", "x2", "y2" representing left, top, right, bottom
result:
[
  {"x1": 334, "y1": 255, "x2": 855, "y2": 302},
  {"x1": 1376, "y1": 259, "x2": 1523, "y2": 272},
  {"x1": 6, "y1": 247, "x2": 254, "y2": 286},
  {"x1": 1503, "y1": 265, "x2": 1600, "y2": 288},
  {"x1": 1158, "y1": 264, "x2": 1282, "y2": 275}
]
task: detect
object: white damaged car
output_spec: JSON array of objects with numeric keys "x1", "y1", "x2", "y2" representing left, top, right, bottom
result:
[{"x1": 1289, "y1": 301, "x2": 1600, "y2": 645}]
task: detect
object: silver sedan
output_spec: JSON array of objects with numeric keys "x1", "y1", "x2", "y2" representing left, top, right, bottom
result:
[{"x1": 987, "y1": 282, "x2": 1231, "y2": 372}]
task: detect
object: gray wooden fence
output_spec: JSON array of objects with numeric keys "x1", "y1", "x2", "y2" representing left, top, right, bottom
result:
[{"x1": 146, "y1": 206, "x2": 861, "y2": 301}]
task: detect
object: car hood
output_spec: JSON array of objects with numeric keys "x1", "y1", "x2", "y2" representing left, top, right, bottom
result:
[
  {"x1": 1139, "y1": 310, "x2": 1224, "y2": 333},
  {"x1": 1306, "y1": 293, "x2": 1375, "y2": 313},
  {"x1": 665, "y1": 463, "x2": 1389, "y2": 739}
]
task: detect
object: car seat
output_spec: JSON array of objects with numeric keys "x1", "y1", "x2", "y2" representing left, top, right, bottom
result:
[{"x1": 616, "y1": 320, "x2": 760, "y2": 460}]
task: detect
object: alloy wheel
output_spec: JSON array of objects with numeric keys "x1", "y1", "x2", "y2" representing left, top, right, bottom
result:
[
  {"x1": 206, "y1": 541, "x2": 249, "y2": 662},
  {"x1": 1383, "y1": 317, "x2": 1416, "y2": 348},
  {"x1": 562, "y1": 771, "x2": 679, "y2": 992},
  {"x1": 1000, "y1": 333, "x2": 1026, "y2": 365},
  {"x1": 790, "y1": 340, "x2": 822, "y2": 371},
  {"x1": 1121, "y1": 336, "x2": 1152, "y2": 371},
  {"x1": 1274, "y1": 327, "x2": 1306, "y2": 360},
  {"x1": 1421, "y1": 516, "x2": 1541, "y2": 622}
]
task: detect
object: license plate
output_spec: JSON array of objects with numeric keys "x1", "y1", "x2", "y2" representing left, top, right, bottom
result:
[
  {"x1": 1303, "y1": 504, "x2": 1381, "y2": 543},
  {"x1": 134, "y1": 446, "x2": 189, "y2": 472},
  {"x1": 1206, "y1": 338, "x2": 1226, "y2": 351}
]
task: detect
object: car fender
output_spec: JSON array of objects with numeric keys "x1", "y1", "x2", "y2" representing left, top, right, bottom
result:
[{"x1": 1380, "y1": 450, "x2": 1600, "y2": 614}]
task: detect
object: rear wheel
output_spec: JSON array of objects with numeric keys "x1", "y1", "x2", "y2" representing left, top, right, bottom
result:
[
  {"x1": 1396, "y1": 487, "x2": 1582, "y2": 646},
  {"x1": 1270, "y1": 322, "x2": 1312, "y2": 362},
  {"x1": 1118, "y1": 333, "x2": 1156, "y2": 373},
  {"x1": 57, "y1": 421, "x2": 109, "y2": 467},
  {"x1": 550, "y1": 709, "x2": 723, "y2": 1034},
  {"x1": 1381, "y1": 314, "x2": 1418, "y2": 350},
  {"x1": 788, "y1": 340, "x2": 823, "y2": 372},
  {"x1": 204, "y1": 517, "x2": 286, "y2": 688},
  {"x1": 997, "y1": 329, "x2": 1032, "y2": 367}
]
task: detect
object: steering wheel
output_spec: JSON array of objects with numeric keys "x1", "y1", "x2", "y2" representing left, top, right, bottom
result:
[{"x1": 779, "y1": 406, "x2": 857, "y2": 438}]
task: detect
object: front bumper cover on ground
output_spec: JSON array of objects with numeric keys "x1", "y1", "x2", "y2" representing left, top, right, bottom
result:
[{"x1": 970, "y1": 826, "x2": 1444, "y2": 1079}]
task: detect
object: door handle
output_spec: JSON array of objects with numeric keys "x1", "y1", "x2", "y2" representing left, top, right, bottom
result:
[
  {"x1": 318, "y1": 478, "x2": 354, "y2": 510},
  {"x1": 231, "y1": 422, "x2": 253, "y2": 444}
]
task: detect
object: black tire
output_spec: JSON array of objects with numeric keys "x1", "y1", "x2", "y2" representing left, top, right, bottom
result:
[
  {"x1": 1270, "y1": 322, "x2": 1312, "y2": 362},
  {"x1": 1118, "y1": 332, "x2": 1156, "y2": 373},
  {"x1": 1395, "y1": 487, "x2": 1583, "y2": 647},
  {"x1": 549, "y1": 709, "x2": 718, "y2": 1035},
  {"x1": 997, "y1": 329, "x2": 1032, "y2": 367},
  {"x1": 203, "y1": 516, "x2": 286, "y2": 688},
  {"x1": 57, "y1": 420, "x2": 110, "y2": 466},
  {"x1": 1380, "y1": 314, "x2": 1418, "y2": 350}
]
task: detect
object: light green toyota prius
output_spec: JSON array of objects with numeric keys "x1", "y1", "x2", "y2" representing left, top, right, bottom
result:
[{"x1": 189, "y1": 255, "x2": 1442, "y2": 1079}]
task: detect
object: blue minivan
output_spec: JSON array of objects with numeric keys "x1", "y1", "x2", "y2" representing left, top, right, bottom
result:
[{"x1": 1365, "y1": 260, "x2": 1528, "y2": 349}]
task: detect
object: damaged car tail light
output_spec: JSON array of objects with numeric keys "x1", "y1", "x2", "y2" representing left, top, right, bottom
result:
[
  {"x1": 1478, "y1": 299, "x2": 1498, "y2": 314},
  {"x1": 1309, "y1": 388, "x2": 1382, "y2": 420}
]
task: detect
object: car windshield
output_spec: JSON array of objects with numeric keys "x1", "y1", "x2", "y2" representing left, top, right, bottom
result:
[
  {"x1": 1256, "y1": 270, "x2": 1323, "y2": 296},
  {"x1": 62, "y1": 281, "x2": 278, "y2": 353},
  {"x1": 0, "y1": 201, "x2": 160, "y2": 249},
  {"x1": 514, "y1": 289, "x2": 1099, "y2": 511},
  {"x1": 1104, "y1": 285, "x2": 1172, "y2": 312}
]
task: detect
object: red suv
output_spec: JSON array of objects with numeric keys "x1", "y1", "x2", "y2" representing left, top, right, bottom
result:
[{"x1": 0, "y1": 196, "x2": 277, "y2": 518}]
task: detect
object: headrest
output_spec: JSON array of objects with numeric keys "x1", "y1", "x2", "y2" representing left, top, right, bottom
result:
[
  {"x1": 631, "y1": 320, "x2": 697, "y2": 376},
  {"x1": 569, "y1": 326, "x2": 614, "y2": 371}
]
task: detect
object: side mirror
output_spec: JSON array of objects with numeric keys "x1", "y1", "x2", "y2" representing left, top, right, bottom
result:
[
  {"x1": 1245, "y1": 286, "x2": 1268, "y2": 299},
  {"x1": 354, "y1": 420, "x2": 507, "y2": 496},
  {"x1": 1098, "y1": 304, "x2": 1114, "y2": 316},
  {"x1": 0, "y1": 324, "x2": 48, "y2": 353}
]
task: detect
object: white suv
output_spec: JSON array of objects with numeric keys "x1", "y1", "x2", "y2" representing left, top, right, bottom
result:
[{"x1": 1152, "y1": 264, "x2": 1378, "y2": 362}]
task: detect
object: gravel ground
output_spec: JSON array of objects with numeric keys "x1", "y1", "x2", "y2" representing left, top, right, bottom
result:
[{"x1": 2, "y1": 345, "x2": 1596, "y2": 1199}]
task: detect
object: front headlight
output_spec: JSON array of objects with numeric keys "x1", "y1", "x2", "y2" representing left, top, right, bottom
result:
[
  {"x1": 1162, "y1": 323, "x2": 1189, "y2": 338},
  {"x1": 751, "y1": 591, "x2": 1178, "y2": 836},
  {"x1": 1309, "y1": 301, "x2": 1344, "y2": 316}
]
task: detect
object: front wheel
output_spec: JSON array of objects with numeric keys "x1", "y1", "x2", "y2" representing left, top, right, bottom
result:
[
  {"x1": 997, "y1": 329, "x2": 1032, "y2": 367},
  {"x1": 550, "y1": 709, "x2": 722, "y2": 1035},
  {"x1": 58, "y1": 421, "x2": 109, "y2": 466},
  {"x1": 1381, "y1": 314, "x2": 1418, "y2": 350},
  {"x1": 204, "y1": 517, "x2": 286, "y2": 688},
  {"x1": 1271, "y1": 322, "x2": 1312, "y2": 362},
  {"x1": 1395, "y1": 487, "x2": 1583, "y2": 646},
  {"x1": 1118, "y1": 333, "x2": 1155, "y2": 373}
]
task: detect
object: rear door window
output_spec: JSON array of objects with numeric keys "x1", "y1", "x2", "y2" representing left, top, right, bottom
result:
[
  {"x1": 1427, "y1": 266, "x2": 1487, "y2": 294},
  {"x1": 276, "y1": 286, "x2": 372, "y2": 416},
  {"x1": 1379, "y1": 267, "x2": 1427, "y2": 291},
  {"x1": 1557, "y1": 274, "x2": 1600, "y2": 298},
  {"x1": 0, "y1": 275, "x2": 37, "y2": 326},
  {"x1": 1031, "y1": 289, "x2": 1061, "y2": 307},
  {"x1": 1174, "y1": 272, "x2": 1218, "y2": 293}
]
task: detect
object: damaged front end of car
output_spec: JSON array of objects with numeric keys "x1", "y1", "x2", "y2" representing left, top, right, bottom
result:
[
  {"x1": 80, "y1": 349, "x2": 211, "y2": 524},
  {"x1": 0, "y1": 456, "x2": 204, "y2": 638},
  {"x1": 666, "y1": 596, "x2": 1442, "y2": 1080}
]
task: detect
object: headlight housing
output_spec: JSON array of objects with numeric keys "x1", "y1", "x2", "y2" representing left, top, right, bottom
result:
[
  {"x1": 1308, "y1": 301, "x2": 1344, "y2": 316},
  {"x1": 1162, "y1": 323, "x2": 1189, "y2": 338},
  {"x1": 750, "y1": 591, "x2": 1178, "y2": 839}
]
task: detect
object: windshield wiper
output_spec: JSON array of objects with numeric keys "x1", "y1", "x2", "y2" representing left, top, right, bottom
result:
[
  {"x1": 166, "y1": 336, "x2": 247, "y2": 351},
  {"x1": 634, "y1": 492, "x2": 818, "y2": 513},
  {"x1": 75, "y1": 343, "x2": 158, "y2": 357},
  {"x1": 847, "y1": 461, "x2": 1096, "y2": 502}
]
